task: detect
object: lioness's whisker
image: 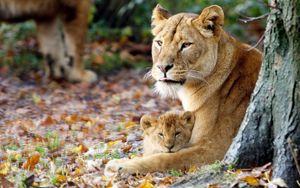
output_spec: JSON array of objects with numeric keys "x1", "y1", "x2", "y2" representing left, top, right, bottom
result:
[
  {"x1": 187, "y1": 71, "x2": 209, "y2": 85},
  {"x1": 174, "y1": 71, "x2": 187, "y2": 74},
  {"x1": 143, "y1": 70, "x2": 154, "y2": 81}
]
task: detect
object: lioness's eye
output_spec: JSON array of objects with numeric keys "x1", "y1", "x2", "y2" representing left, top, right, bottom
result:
[
  {"x1": 156, "y1": 40, "x2": 163, "y2": 47},
  {"x1": 158, "y1": 133, "x2": 164, "y2": 138},
  {"x1": 175, "y1": 132, "x2": 181, "y2": 137},
  {"x1": 181, "y1": 42, "x2": 193, "y2": 50}
]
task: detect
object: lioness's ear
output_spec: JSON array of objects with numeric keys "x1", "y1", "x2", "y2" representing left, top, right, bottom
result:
[
  {"x1": 140, "y1": 115, "x2": 156, "y2": 130},
  {"x1": 182, "y1": 111, "x2": 195, "y2": 129},
  {"x1": 151, "y1": 4, "x2": 171, "y2": 35},
  {"x1": 193, "y1": 5, "x2": 224, "y2": 38}
]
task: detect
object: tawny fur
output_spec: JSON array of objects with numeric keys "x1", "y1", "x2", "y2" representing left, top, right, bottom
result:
[
  {"x1": 0, "y1": 0, "x2": 96, "y2": 83},
  {"x1": 141, "y1": 111, "x2": 195, "y2": 155},
  {"x1": 105, "y1": 4, "x2": 262, "y2": 174}
]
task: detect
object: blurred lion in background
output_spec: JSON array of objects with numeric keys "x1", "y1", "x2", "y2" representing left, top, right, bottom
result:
[{"x1": 0, "y1": 0, "x2": 97, "y2": 83}]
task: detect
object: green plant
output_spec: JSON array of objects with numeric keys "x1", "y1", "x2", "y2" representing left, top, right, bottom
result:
[
  {"x1": 45, "y1": 131, "x2": 61, "y2": 151},
  {"x1": 35, "y1": 146, "x2": 47, "y2": 157},
  {"x1": 210, "y1": 160, "x2": 224, "y2": 173},
  {"x1": 5, "y1": 144, "x2": 19, "y2": 151},
  {"x1": 169, "y1": 169, "x2": 183, "y2": 177}
]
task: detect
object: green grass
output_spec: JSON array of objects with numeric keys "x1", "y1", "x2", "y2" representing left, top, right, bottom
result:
[
  {"x1": 169, "y1": 169, "x2": 183, "y2": 177},
  {"x1": 94, "y1": 150, "x2": 122, "y2": 160},
  {"x1": 210, "y1": 160, "x2": 224, "y2": 173},
  {"x1": 45, "y1": 131, "x2": 61, "y2": 151},
  {"x1": 35, "y1": 146, "x2": 47, "y2": 157},
  {"x1": 5, "y1": 144, "x2": 19, "y2": 151}
]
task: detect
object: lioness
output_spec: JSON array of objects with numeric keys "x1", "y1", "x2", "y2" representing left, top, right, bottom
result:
[
  {"x1": 0, "y1": 0, "x2": 96, "y2": 83},
  {"x1": 141, "y1": 111, "x2": 195, "y2": 156},
  {"x1": 105, "y1": 4, "x2": 262, "y2": 174}
]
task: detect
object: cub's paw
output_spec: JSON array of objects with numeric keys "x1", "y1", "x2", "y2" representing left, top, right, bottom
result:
[{"x1": 104, "y1": 159, "x2": 127, "y2": 177}]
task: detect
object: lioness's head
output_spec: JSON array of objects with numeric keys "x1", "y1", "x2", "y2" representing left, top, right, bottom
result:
[
  {"x1": 150, "y1": 4, "x2": 224, "y2": 98},
  {"x1": 140, "y1": 111, "x2": 195, "y2": 154}
]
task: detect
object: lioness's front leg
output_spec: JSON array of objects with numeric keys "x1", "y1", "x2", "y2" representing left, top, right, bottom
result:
[
  {"x1": 37, "y1": 19, "x2": 66, "y2": 80},
  {"x1": 61, "y1": 0, "x2": 97, "y2": 83}
]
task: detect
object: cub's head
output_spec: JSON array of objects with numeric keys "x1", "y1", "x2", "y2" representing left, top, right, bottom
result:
[
  {"x1": 150, "y1": 4, "x2": 224, "y2": 98},
  {"x1": 140, "y1": 111, "x2": 195, "y2": 154}
]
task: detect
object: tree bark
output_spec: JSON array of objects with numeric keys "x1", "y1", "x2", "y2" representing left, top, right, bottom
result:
[{"x1": 224, "y1": 0, "x2": 300, "y2": 186}]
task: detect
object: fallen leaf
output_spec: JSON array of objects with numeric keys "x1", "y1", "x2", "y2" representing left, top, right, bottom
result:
[
  {"x1": 32, "y1": 93, "x2": 41, "y2": 104},
  {"x1": 23, "y1": 153, "x2": 40, "y2": 171},
  {"x1": 263, "y1": 170, "x2": 271, "y2": 182},
  {"x1": 69, "y1": 144, "x2": 88, "y2": 154},
  {"x1": 188, "y1": 165, "x2": 198, "y2": 173},
  {"x1": 105, "y1": 180, "x2": 113, "y2": 188},
  {"x1": 125, "y1": 121, "x2": 136, "y2": 129},
  {"x1": 139, "y1": 181, "x2": 154, "y2": 188},
  {"x1": 208, "y1": 183, "x2": 220, "y2": 188},
  {"x1": 56, "y1": 175, "x2": 67, "y2": 183},
  {"x1": 93, "y1": 54, "x2": 105, "y2": 65},
  {"x1": 102, "y1": 159, "x2": 109, "y2": 165},
  {"x1": 107, "y1": 140, "x2": 121, "y2": 147},
  {"x1": 74, "y1": 168, "x2": 83, "y2": 176},
  {"x1": 240, "y1": 176, "x2": 260, "y2": 186},
  {"x1": 10, "y1": 153, "x2": 22, "y2": 162},
  {"x1": 0, "y1": 176, "x2": 14, "y2": 187},
  {"x1": 65, "y1": 114, "x2": 79, "y2": 124},
  {"x1": 0, "y1": 162, "x2": 10, "y2": 175},
  {"x1": 160, "y1": 177, "x2": 173, "y2": 186},
  {"x1": 41, "y1": 115, "x2": 57, "y2": 126},
  {"x1": 121, "y1": 144, "x2": 132, "y2": 153},
  {"x1": 79, "y1": 143, "x2": 89, "y2": 153}
]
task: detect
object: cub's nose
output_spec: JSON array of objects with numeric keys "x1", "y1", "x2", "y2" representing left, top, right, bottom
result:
[
  {"x1": 165, "y1": 144, "x2": 174, "y2": 150},
  {"x1": 157, "y1": 64, "x2": 174, "y2": 73}
]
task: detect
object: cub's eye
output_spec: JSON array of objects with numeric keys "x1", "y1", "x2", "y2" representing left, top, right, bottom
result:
[
  {"x1": 158, "y1": 133, "x2": 164, "y2": 138},
  {"x1": 181, "y1": 42, "x2": 193, "y2": 50},
  {"x1": 175, "y1": 132, "x2": 181, "y2": 137},
  {"x1": 156, "y1": 40, "x2": 163, "y2": 47}
]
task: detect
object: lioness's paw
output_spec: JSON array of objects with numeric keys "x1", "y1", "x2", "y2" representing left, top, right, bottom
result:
[
  {"x1": 82, "y1": 70, "x2": 97, "y2": 83},
  {"x1": 68, "y1": 69, "x2": 97, "y2": 83}
]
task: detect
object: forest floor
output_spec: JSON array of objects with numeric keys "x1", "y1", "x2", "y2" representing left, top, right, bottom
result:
[
  {"x1": 0, "y1": 33, "x2": 276, "y2": 187},
  {"x1": 0, "y1": 69, "x2": 187, "y2": 187},
  {"x1": 0, "y1": 69, "x2": 276, "y2": 187}
]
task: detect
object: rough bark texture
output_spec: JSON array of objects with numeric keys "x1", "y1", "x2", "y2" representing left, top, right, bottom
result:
[
  {"x1": 224, "y1": 0, "x2": 300, "y2": 186},
  {"x1": 174, "y1": 0, "x2": 300, "y2": 187}
]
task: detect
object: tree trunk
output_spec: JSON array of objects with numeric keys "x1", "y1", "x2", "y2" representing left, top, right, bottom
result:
[
  {"x1": 173, "y1": 0, "x2": 300, "y2": 187},
  {"x1": 224, "y1": 0, "x2": 300, "y2": 186}
]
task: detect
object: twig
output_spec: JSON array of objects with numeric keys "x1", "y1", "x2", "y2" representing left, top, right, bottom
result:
[
  {"x1": 246, "y1": 33, "x2": 265, "y2": 51},
  {"x1": 287, "y1": 137, "x2": 300, "y2": 176},
  {"x1": 257, "y1": 0, "x2": 280, "y2": 10},
  {"x1": 239, "y1": 13, "x2": 269, "y2": 24}
]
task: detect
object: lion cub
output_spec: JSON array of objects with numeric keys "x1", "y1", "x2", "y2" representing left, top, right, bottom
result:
[{"x1": 140, "y1": 111, "x2": 195, "y2": 155}]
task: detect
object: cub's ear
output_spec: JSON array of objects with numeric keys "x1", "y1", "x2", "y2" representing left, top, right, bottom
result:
[
  {"x1": 151, "y1": 4, "x2": 171, "y2": 35},
  {"x1": 181, "y1": 111, "x2": 195, "y2": 129},
  {"x1": 140, "y1": 115, "x2": 156, "y2": 130},
  {"x1": 192, "y1": 5, "x2": 224, "y2": 38}
]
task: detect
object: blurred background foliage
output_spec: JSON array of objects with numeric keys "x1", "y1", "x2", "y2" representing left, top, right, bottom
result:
[{"x1": 0, "y1": 0, "x2": 269, "y2": 78}]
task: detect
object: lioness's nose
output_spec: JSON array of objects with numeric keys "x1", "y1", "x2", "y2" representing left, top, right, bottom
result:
[{"x1": 157, "y1": 64, "x2": 174, "y2": 73}]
